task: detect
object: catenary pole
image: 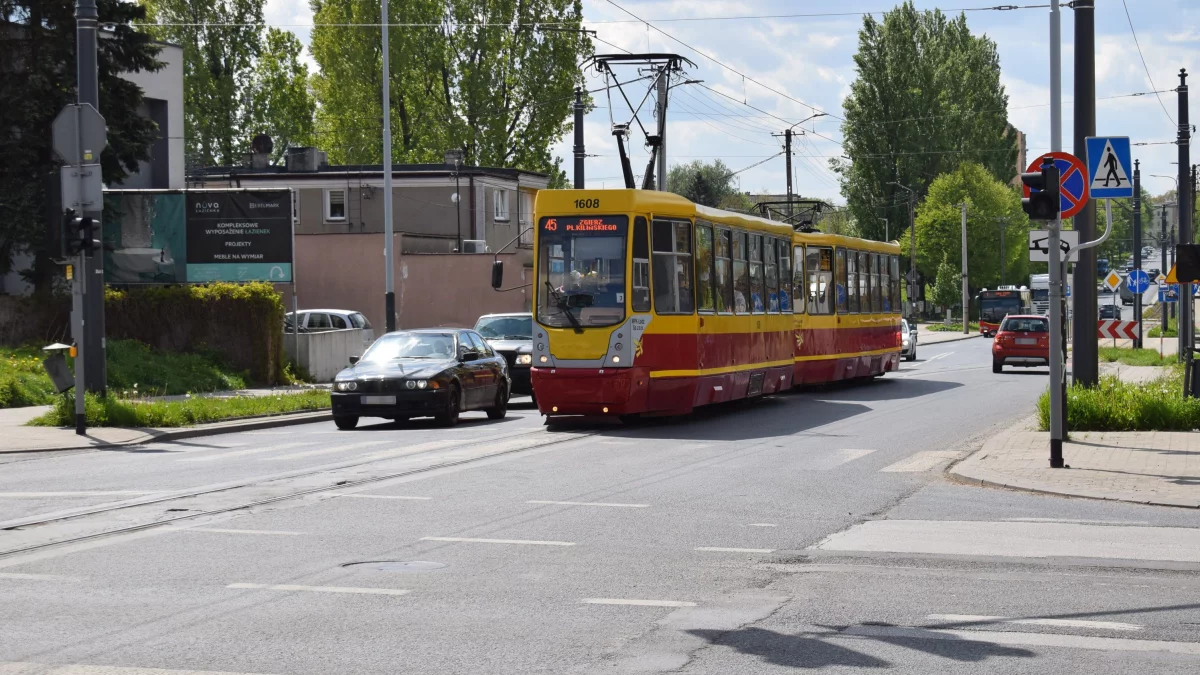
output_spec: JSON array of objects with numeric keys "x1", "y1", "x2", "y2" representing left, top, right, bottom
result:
[
  {"x1": 1133, "y1": 161, "x2": 1143, "y2": 348},
  {"x1": 573, "y1": 88, "x2": 585, "y2": 189},
  {"x1": 381, "y1": 0, "x2": 396, "y2": 333},
  {"x1": 657, "y1": 67, "x2": 668, "y2": 191},
  {"x1": 961, "y1": 203, "x2": 969, "y2": 334},
  {"x1": 1071, "y1": 0, "x2": 1097, "y2": 387},
  {"x1": 1048, "y1": 0, "x2": 1066, "y2": 466},
  {"x1": 1178, "y1": 70, "x2": 1191, "y2": 366}
]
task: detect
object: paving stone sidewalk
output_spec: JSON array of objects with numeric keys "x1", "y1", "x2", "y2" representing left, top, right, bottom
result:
[{"x1": 951, "y1": 418, "x2": 1200, "y2": 509}]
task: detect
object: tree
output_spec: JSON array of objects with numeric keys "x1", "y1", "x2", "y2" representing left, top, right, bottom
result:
[
  {"x1": 143, "y1": 0, "x2": 315, "y2": 166},
  {"x1": 834, "y1": 1, "x2": 1017, "y2": 243},
  {"x1": 931, "y1": 254, "x2": 960, "y2": 323},
  {"x1": 903, "y1": 162, "x2": 1029, "y2": 292},
  {"x1": 310, "y1": 0, "x2": 589, "y2": 179},
  {"x1": 667, "y1": 160, "x2": 739, "y2": 208},
  {"x1": 0, "y1": 0, "x2": 161, "y2": 289}
]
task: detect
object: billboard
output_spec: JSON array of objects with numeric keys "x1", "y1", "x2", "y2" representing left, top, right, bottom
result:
[{"x1": 102, "y1": 189, "x2": 293, "y2": 283}]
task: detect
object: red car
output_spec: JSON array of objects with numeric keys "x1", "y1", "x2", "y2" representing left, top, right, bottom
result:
[{"x1": 992, "y1": 315, "x2": 1050, "y2": 373}]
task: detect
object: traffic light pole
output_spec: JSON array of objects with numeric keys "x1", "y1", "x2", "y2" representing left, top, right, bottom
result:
[
  {"x1": 76, "y1": 0, "x2": 106, "y2": 395},
  {"x1": 72, "y1": 251, "x2": 86, "y2": 435},
  {"x1": 1133, "y1": 160, "x2": 1143, "y2": 349},
  {"x1": 1048, "y1": 0, "x2": 1066, "y2": 466}
]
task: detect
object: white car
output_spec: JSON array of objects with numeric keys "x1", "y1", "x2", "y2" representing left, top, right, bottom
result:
[
  {"x1": 901, "y1": 319, "x2": 917, "y2": 361},
  {"x1": 285, "y1": 309, "x2": 375, "y2": 348}
]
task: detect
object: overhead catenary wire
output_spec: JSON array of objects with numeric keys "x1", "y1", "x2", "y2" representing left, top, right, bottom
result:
[{"x1": 1120, "y1": 0, "x2": 1175, "y2": 126}]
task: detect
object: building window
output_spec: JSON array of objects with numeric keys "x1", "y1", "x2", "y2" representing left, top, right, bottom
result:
[
  {"x1": 494, "y1": 189, "x2": 510, "y2": 221},
  {"x1": 324, "y1": 189, "x2": 346, "y2": 221}
]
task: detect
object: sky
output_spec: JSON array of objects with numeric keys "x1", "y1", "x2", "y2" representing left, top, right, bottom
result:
[{"x1": 263, "y1": 0, "x2": 1200, "y2": 202}]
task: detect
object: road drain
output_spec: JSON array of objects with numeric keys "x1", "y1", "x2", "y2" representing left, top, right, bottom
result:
[{"x1": 342, "y1": 560, "x2": 447, "y2": 572}]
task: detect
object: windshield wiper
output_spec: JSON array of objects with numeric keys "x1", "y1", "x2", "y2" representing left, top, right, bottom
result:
[{"x1": 545, "y1": 281, "x2": 584, "y2": 334}]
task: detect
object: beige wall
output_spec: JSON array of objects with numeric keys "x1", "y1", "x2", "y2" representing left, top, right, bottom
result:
[{"x1": 286, "y1": 233, "x2": 532, "y2": 333}]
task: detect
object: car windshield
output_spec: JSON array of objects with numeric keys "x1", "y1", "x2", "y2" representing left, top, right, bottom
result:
[
  {"x1": 1031, "y1": 289, "x2": 1049, "y2": 301},
  {"x1": 360, "y1": 333, "x2": 456, "y2": 362},
  {"x1": 1001, "y1": 318, "x2": 1048, "y2": 333},
  {"x1": 537, "y1": 215, "x2": 628, "y2": 329},
  {"x1": 475, "y1": 315, "x2": 533, "y2": 340},
  {"x1": 901, "y1": 320, "x2": 909, "y2": 333}
]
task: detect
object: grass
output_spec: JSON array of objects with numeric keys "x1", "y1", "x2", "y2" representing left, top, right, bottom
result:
[
  {"x1": 1146, "y1": 316, "x2": 1177, "y2": 338},
  {"x1": 926, "y1": 322, "x2": 980, "y2": 332},
  {"x1": 30, "y1": 390, "x2": 330, "y2": 428},
  {"x1": 1036, "y1": 365, "x2": 1200, "y2": 431},
  {"x1": 1098, "y1": 347, "x2": 1168, "y2": 366},
  {"x1": 0, "y1": 339, "x2": 250, "y2": 409}
]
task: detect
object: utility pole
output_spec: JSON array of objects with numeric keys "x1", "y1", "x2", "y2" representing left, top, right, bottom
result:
[
  {"x1": 880, "y1": 218, "x2": 888, "y2": 242},
  {"x1": 656, "y1": 67, "x2": 669, "y2": 192},
  {"x1": 1071, "y1": 0, "x2": 1098, "y2": 387},
  {"x1": 1163, "y1": 205, "x2": 1171, "y2": 334},
  {"x1": 573, "y1": 87, "x2": 585, "y2": 189},
  {"x1": 76, "y1": 0, "x2": 106, "y2": 394},
  {"x1": 381, "y1": 0, "x2": 396, "y2": 333},
  {"x1": 961, "y1": 203, "x2": 969, "y2": 334},
  {"x1": 999, "y1": 221, "x2": 1006, "y2": 285},
  {"x1": 1178, "y1": 69, "x2": 1192, "y2": 364},
  {"x1": 784, "y1": 129, "x2": 794, "y2": 219},
  {"x1": 1048, "y1": 0, "x2": 1066, "y2": 466},
  {"x1": 1133, "y1": 160, "x2": 1143, "y2": 348}
]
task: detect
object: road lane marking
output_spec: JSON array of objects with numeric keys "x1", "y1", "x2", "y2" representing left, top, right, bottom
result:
[
  {"x1": 0, "y1": 663, "x2": 278, "y2": 674},
  {"x1": 926, "y1": 614, "x2": 1143, "y2": 632},
  {"x1": 330, "y1": 493, "x2": 432, "y2": 500},
  {"x1": 0, "y1": 491, "x2": 158, "y2": 497},
  {"x1": 0, "y1": 572, "x2": 80, "y2": 582},
  {"x1": 840, "y1": 625, "x2": 1200, "y2": 655},
  {"x1": 227, "y1": 583, "x2": 408, "y2": 596},
  {"x1": 582, "y1": 598, "x2": 697, "y2": 608},
  {"x1": 178, "y1": 442, "x2": 313, "y2": 462},
  {"x1": 695, "y1": 547, "x2": 776, "y2": 553},
  {"x1": 260, "y1": 441, "x2": 389, "y2": 461},
  {"x1": 421, "y1": 536, "x2": 575, "y2": 546},
  {"x1": 748, "y1": 523, "x2": 778, "y2": 527},
  {"x1": 526, "y1": 500, "x2": 649, "y2": 508},
  {"x1": 879, "y1": 451, "x2": 960, "y2": 472},
  {"x1": 163, "y1": 527, "x2": 304, "y2": 536}
]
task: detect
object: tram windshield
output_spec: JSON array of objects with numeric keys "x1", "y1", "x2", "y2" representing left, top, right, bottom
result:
[
  {"x1": 980, "y1": 292, "x2": 1023, "y2": 323},
  {"x1": 537, "y1": 215, "x2": 628, "y2": 329}
]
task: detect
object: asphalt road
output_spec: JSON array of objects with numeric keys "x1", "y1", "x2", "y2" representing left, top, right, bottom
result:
[{"x1": 2, "y1": 340, "x2": 1198, "y2": 674}]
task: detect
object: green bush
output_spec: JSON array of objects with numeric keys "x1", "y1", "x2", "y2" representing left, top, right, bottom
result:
[
  {"x1": 106, "y1": 340, "x2": 247, "y2": 396},
  {"x1": 30, "y1": 390, "x2": 330, "y2": 428},
  {"x1": 927, "y1": 322, "x2": 980, "y2": 333},
  {"x1": 1097, "y1": 347, "x2": 1167, "y2": 367},
  {"x1": 0, "y1": 347, "x2": 59, "y2": 408},
  {"x1": 1146, "y1": 317, "x2": 1177, "y2": 338},
  {"x1": 1037, "y1": 367, "x2": 1200, "y2": 431}
]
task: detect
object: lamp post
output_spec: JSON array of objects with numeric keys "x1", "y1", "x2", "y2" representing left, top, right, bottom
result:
[{"x1": 889, "y1": 181, "x2": 918, "y2": 318}]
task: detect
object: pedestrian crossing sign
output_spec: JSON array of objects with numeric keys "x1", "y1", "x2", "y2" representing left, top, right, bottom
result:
[{"x1": 1085, "y1": 136, "x2": 1133, "y2": 199}]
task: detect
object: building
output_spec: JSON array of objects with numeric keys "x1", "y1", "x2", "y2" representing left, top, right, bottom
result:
[
  {"x1": 197, "y1": 149, "x2": 549, "y2": 330},
  {"x1": 1008, "y1": 125, "x2": 1027, "y2": 187}
]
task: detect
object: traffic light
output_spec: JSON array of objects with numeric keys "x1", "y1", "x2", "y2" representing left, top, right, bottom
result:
[
  {"x1": 1021, "y1": 156, "x2": 1061, "y2": 221},
  {"x1": 61, "y1": 208, "x2": 99, "y2": 256}
]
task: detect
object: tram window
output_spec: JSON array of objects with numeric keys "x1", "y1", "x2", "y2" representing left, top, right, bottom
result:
[
  {"x1": 778, "y1": 238, "x2": 792, "y2": 313},
  {"x1": 749, "y1": 235, "x2": 764, "y2": 314},
  {"x1": 872, "y1": 253, "x2": 883, "y2": 313},
  {"x1": 858, "y1": 250, "x2": 871, "y2": 313},
  {"x1": 792, "y1": 245, "x2": 806, "y2": 314},
  {"x1": 632, "y1": 217, "x2": 651, "y2": 312},
  {"x1": 890, "y1": 255, "x2": 901, "y2": 313},
  {"x1": 847, "y1": 249, "x2": 859, "y2": 313},
  {"x1": 835, "y1": 248, "x2": 849, "y2": 314},
  {"x1": 807, "y1": 246, "x2": 834, "y2": 315},
  {"x1": 695, "y1": 222, "x2": 716, "y2": 313},
  {"x1": 732, "y1": 231, "x2": 749, "y2": 315},
  {"x1": 880, "y1": 253, "x2": 892, "y2": 313},
  {"x1": 651, "y1": 219, "x2": 694, "y2": 315},
  {"x1": 764, "y1": 238, "x2": 779, "y2": 313},
  {"x1": 715, "y1": 229, "x2": 733, "y2": 313}
]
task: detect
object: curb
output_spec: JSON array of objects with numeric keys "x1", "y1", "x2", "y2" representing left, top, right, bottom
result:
[
  {"x1": 947, "y1": 418, "x2": 1200, "y2": 510},
  {"x1": 3, "y1": 410, "x2": 333, "y2": 454},
  {"x1": 919, "y1": 331, "x2": 982, "y2": 345}
]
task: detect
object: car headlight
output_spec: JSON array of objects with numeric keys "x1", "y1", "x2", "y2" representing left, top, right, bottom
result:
[
  {"x1": 902, "y1": 339, "x2": 910, "y2": 347},
  {"x1": 516, "y1": 354, "x2": 532, "y2": 365},
  {"x1": 335, "y1": 381, "x2": 358, "y2": 391}
]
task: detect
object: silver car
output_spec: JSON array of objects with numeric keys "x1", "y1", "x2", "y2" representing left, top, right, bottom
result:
[
  {"x1": 285, "y1": 309, "x2": 376, "y2": 349},
  {"x1": 901, "y1": 319, "x2": 917, "y2": 361}
]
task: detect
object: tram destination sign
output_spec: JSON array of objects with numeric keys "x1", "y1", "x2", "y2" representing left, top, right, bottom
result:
[{"x1": 186, "y1": 191, "x2": 293, "y2": 282}]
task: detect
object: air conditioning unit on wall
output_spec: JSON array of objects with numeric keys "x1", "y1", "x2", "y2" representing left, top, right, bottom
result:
[{"x1": 462, "y1": 240, "x2": 488, "y2": 253}]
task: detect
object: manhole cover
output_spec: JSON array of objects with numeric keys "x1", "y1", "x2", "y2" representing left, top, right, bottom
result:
[{"x1": 342, "y1": 560, "x2": 447, "y2": 572}]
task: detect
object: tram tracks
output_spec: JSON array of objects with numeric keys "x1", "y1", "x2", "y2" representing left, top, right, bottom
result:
[{"x1": 0, "y1": 427, "x2": 600, "y2": 560}]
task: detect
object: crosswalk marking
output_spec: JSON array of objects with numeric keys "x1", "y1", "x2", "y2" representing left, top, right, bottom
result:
[
  {"x1": 879, "y1": 451, "x2": 960, "y2": 472},
  {"x1": 926, "y1": 614, "x2": 1143, "y2": 632},
  {"x1": 0, "y1": 663, "x2": 277, "y2": 674},
  {"x1": 841, "y1": 625, "x2": 1200, "y2": 655},
  {"x1": 227, "y1": 583, "x2": 408, "y2": 596}
]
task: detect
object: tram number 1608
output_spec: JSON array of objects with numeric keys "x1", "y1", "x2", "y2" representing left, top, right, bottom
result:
[{"x1": 573, "y1": 198, "x2": 600, "y2": 209}]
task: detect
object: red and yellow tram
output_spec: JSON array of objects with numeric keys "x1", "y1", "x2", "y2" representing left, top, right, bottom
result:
[{"x1": 524, "y1": 189, "x2": 901, "y2": 418}]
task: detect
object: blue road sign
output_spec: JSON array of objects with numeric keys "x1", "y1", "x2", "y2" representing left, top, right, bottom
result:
[
  {"x1": 1066, "y1": 284, "x2": 1071, "y2": 298},
  {"x1": 1127, "y1": 269, "x2": 1150, "y2": 293},
  {"x1": 1160, "y1": 284, "x2": 1179, "y2": 303},
  {"x1": 1086, "y1": 136, "x2": 1133, "y2": 199}
]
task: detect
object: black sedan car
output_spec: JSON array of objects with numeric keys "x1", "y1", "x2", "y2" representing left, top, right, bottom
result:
[
  {"x1": 331, "y1": 329, "x2": 510, "y2": 429},
  {"x1": 1099, "y1": 304, "x2": 1122, "y2": 319},
  {"x1": 474, "y1": 312, "x2": 533, "y2": 400}
]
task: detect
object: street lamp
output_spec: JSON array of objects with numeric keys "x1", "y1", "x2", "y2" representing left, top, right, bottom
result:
[{"x1": 889, "y1": 181, "x2": 918, "y2": 318}]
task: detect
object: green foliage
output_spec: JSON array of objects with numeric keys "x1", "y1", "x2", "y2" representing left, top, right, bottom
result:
[
  {"x1": 31, "y1": 390, "x2": 330, "y2": 428},
  {"x1": 668, "y1": 160, "x2": 740, "y2": 208},
  {"x1": 1036, "y1": 368, "x2": 1198, "y2": 431},
  {"x1": 926, "y1": 322, "x2": 979, "y2": 332},
  {"x1": 0, "y1": 1, "x2": 162, "y2": 289},
  {"x1": 931, "y1": 254, "x2": 961, "y2": 314},
  {"x1": 1147, "y1": 317, "x2": 1177, "y2": 338},
  {"x1": 1098, "y1": 347, "x2": 1167, "y2": 367},
  {"x1": 309, "y1": 0, "x2": 589, "y2": 179},
  {"x1": 142, "y1": 0, "x2": 315, "y2": 166},
  {"x1": 902, "y1": 162, "x2": 1029, "y2": 288},
  {"x1": 0, "y1": 346, "x2": 58, "y2": 408},
  {"x1": 835, "y1": 2, "x2": 1017, "y2": 242}
]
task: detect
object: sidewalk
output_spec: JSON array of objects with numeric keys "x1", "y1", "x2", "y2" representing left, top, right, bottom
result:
[
  {"x1": 1, "y1": 386, "x2": 332, "y2": 454},
  {"x1": 916, "y1": 325, "x2": 981, "y2": 346}
]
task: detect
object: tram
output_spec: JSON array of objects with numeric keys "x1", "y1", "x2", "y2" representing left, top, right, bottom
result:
[{"x1": 505, "y1": 189, "x2": 901, "y2": 418}]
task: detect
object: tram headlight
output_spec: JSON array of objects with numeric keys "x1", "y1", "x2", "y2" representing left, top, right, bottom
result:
[{"x1": 539, "y1": 355, "x2": 549, "y2": 363}]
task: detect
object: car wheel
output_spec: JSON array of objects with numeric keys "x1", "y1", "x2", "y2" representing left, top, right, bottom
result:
[
  {"x1": 992, "y1": 361, "x2": 1003, "y2": 374},
  {"x1": 486, "y1": 383, "x2": 509, "y2": 420},
  {"x1": 334, "y1": 415, "x2": 359, "y2": 430},
  {"x1": 906, "y1": 351, "x2": 916, "y2": 362},
  {"x1": 436, "y1": 384, "x2": 461, "y2": 427}
]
